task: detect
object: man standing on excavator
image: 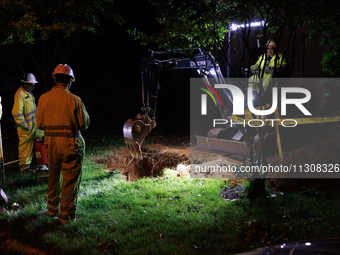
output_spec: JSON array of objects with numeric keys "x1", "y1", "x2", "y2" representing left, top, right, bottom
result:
[
  {"x1": 36, "y1": 64, "x2": 90, "y2": 224},
  {"x1": 12, "y1": 73, "x2": 44, "y2": 174},
  {"x1": 249, "y1": 38, "x2": 288, "y2": 92}
]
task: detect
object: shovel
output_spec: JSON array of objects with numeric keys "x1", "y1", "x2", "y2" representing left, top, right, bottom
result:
[{"x1": 0, "y1": 122, "x2": 8, "y2": 203}]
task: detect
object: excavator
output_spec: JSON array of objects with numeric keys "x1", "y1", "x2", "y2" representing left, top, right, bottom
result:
[{"x1": 122, "y1": 48, "x2": 253, "y2": 159}]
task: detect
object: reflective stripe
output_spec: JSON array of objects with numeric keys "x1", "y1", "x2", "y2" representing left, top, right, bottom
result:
[
  {"x1": 13, "y1": 109, "x2": 36, "y2": 119},
  {"x1": 47, "y1": 200, "x2": 60, "y2": 206},
  {"x1": 13, "y1": 109, "x2": 36, "y2": 125},
  {"x1": 48, "y1": 208, "x2": 59, "y2": 215},
  {"x1": 25, "y1": 109, "x2": 37, "y2": 118},
  {"x1": 18, "y1": 120, "x2": 27, "y2": 126},
  {"x1": 44, "y1": 132, "x2": 80, "y2": 138},
  {"x1": 60, "y1": 205, "x2": 77, "y2": 213},
  {"x1": 41, "y1": 125, "x2": 73, "y2": 130},
  {"x1": 26, "y1": 115, "x2": 36, "y2": 123},
  {"x1": 42, "y1": 125, "x2": 79, "y2": 138},
  {"x1": 12, "y1": 113, "x2": 24, "y2": 118}
]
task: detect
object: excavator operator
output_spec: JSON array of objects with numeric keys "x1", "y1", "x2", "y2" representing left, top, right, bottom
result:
[{"x1": 249, "y1": 38, "x2": 287, "y2": 92}]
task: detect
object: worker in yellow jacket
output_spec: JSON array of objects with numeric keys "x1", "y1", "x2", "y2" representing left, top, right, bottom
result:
[
  {"x1": 0, "y1": 95, "x2": 2, "y2": 119},
  {"x1": 0, "y1": 96, "x2": 2, "y2": 161},
  {"x1": 12, "y1": 73, "x2": 44, "y2": 173},
  {"x1": 249, "y1": 39, "x2": 287, "y2": 92},
  {"x1": 36, "y1": 64, "x2": 90, "y2": 224}
]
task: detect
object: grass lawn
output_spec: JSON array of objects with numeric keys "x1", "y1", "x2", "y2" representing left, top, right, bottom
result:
[{"x1": 0, "y1": 131, "x2": 339, "y2": 255}]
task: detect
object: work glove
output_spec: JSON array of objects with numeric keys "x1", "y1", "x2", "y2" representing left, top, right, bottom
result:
[
  {"x1": 264, "y1": 66, "x2": 274, "y2": 74},
  {"x1": 250, "y1": 65, "x2": 258, "y2": 75}
]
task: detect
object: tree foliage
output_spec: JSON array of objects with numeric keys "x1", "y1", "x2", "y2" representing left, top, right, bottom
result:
[
  {"x1": 0, "y1": 0, "x2": 124, "y2": 90},
  {"x1": 129, "y1": 0, "x2": 230, "y2": 52},
  {"x1": 301, "y1": 0, "x2": 340, "y2": 113},
  {"x1": 303, "y1": 0, "x2": 340, "y2": 76},
  {"x1": 130, "y1": 0, "x2": 305, "y2": 50}
]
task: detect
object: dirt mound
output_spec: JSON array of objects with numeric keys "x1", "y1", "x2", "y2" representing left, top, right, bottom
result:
[
  {"x1": 267, "y1": 121, "x2": 340, "y2": 193},
  {"x1": 268, "y1": 121, "x2": 340, "y2": 166}
]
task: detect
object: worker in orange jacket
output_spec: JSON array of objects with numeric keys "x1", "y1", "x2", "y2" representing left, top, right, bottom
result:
[
  {"x1": 12, "y1": 73, "x2": 44, "y2": 173},
  {"x1": 36, "y1": 64, "x2": 90, "y2": 224}
]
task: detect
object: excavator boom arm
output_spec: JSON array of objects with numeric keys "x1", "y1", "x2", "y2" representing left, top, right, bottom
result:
[{"x1": 123, "y1": 49, "x2": 232, "y2": 159}]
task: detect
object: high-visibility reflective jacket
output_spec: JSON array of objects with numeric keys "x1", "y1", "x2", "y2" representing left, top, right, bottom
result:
[
  {"x1": 249, "y1": 53, "x2": 287, "y2": 90},
  {"x1": 0, "y1": 99, "x2": 2, "y2": 159},
  {"x1": 12, "y1": 87, "x2": 44, "y2": 170},
  {"x1": 12, "y1": 87, "x2": 38, "y2": 130},
  {"x1": 36, "y1": 86, "x2": 90, "y2": 223}
]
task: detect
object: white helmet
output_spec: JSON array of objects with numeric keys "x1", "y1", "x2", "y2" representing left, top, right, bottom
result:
[
  {"x1": 21, "y1": 73, "x2": 38, "y2": 84},
  {"x1": 266, "y1": 39, "x2": 278, "y2": 48},
  {"x1": 52, "y1": 64, "x2": 75, "y2": 82}
]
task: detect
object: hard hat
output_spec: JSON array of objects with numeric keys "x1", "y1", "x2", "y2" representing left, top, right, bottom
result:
[
  {"x1": 21, "y1": 73, "x2": 38, "y2": 84},
  {"x1": 52, "y1": 64, "x2": 75, "y2": 82},
  {"x1": 266, "y1": 39, "x2": 278, "y2": 48}
]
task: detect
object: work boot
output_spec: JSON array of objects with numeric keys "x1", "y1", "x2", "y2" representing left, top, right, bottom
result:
[{"x1": 22, "y1": 168, "x2": 36, "y2": 174}]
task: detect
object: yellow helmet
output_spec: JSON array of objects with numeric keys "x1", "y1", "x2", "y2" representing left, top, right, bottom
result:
[{"x1": 52, "y1": 64, "x2": 75, "y2": 82}]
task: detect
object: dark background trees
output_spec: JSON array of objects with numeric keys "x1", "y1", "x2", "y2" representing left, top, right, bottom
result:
[
  {"x1": 0, "y1": 0, "x2": 125, "y2": 92},
  {"x1": 0, "y1": 0, "x2": 339, "y2": 137}
]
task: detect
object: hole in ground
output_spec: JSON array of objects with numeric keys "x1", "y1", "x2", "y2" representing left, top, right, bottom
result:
[{"x1": 99, "y1": 144, "x2": 190, "y2": 181}]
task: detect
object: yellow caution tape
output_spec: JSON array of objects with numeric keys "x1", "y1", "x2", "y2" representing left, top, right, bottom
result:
[
  {"x1": 295, "y1": 116, "x2": 340, "y2": 124},
  {"x1": 231, "y1": 114, "x2": 340, "y2": 162},
  {"x1": 245, "y1": 110, "x2": 252, "y2": 121},
  {"x1": 231, "y1": 115, "x2": 340, "y2": 126},
  {"x1": 232, "y1": 109, "x2": 339, "y2": 163}
]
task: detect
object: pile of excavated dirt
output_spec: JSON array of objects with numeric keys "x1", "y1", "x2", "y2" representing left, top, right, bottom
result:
[
  {"x1": 267, "y1": 121, "x2": 340, "y2": 192},
  {"x1": 267, "y1": 121, "x2": 340, "y2": 166}
]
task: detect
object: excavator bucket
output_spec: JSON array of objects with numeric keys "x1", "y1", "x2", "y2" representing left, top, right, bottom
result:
[
  {"x1": 123, "y1": 114, "x2": 156, "y2": 159},
  {"x1": 195, "y1": 128, "x2": 250, "y2": 160}
]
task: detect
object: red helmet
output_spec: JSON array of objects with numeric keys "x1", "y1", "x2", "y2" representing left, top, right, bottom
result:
[{"x1": 52, "y1": 64, "x2": 75, "y2": 82}]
